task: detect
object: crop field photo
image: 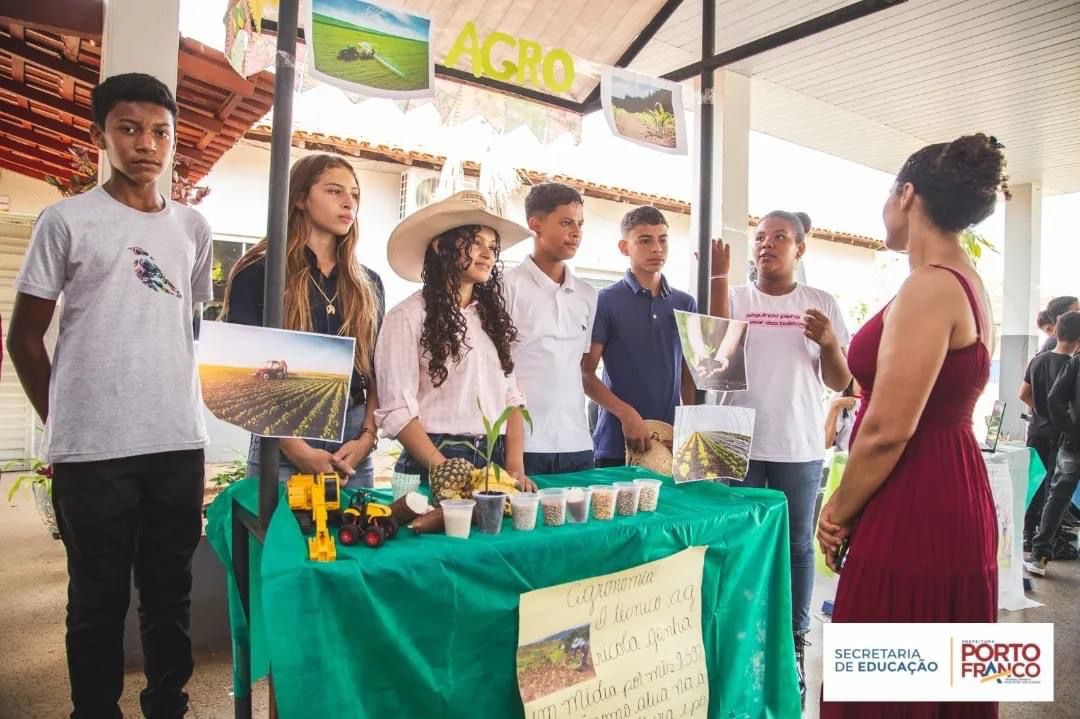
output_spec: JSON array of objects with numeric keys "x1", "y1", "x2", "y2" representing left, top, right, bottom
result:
[
  {"x1": 516, "y1": 624, "x2": 595, "y2": 703},
  {"x1": 309, "y1": 0, "x2": 433, "y2": 97},
  {"x1": 601, "y1": 67, "x2": 686, "y2": 154},
  {"x1": 197, "y1": 321, "x2": 356, "y2": 442},
  {"x1": 673, "y1": 405, "x2": 756, "y2": 483}
]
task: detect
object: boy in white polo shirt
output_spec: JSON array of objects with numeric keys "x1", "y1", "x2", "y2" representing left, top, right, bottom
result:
[{"x1": 503, "y1": 183, "x2": 597, "y2": 475}]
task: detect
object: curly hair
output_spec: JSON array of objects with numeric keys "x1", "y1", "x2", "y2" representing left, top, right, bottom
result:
[{"x1": 419, "y1": 225, "x2": 517, "y2": 388}]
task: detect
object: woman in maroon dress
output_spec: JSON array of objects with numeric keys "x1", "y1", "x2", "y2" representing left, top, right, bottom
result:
[{"x1": 818, "y1": 133, "x2": 1009, "y2": 718}]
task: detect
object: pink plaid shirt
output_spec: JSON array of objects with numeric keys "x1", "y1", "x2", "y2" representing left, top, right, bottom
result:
[{"x1": 374, "y1": 291, "x2": 526, "y2": 438}]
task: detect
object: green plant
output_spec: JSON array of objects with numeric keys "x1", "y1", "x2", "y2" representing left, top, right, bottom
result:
[
  {"x1": 960, "y1": 229, "x2": 997, "y2": 266},
  {"x1": 644, "y1": 103, "x2": 675, "y2": 133},
  {"x1": 4, "y1": 459, "x2": 53, "y2": 504},
  {"x1": 209, "y1": 459, "x2": 247, "y2": 488},
  {"x1": 439, "y1": 399, "x2": 533, "y2": 493}
]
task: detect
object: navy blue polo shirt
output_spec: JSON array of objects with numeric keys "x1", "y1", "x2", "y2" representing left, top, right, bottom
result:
[{"x1": 592, "y1": 270, "x2": 697, "y2": 459}]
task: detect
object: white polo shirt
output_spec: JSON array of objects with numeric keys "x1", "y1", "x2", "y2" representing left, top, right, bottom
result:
[{"x1": 504, "y1": 256, "x2": 598, "y2": 453}]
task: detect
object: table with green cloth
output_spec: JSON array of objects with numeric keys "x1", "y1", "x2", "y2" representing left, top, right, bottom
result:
[{"x1": 206, "y1": 466, "x2": 800, "y2": 718}]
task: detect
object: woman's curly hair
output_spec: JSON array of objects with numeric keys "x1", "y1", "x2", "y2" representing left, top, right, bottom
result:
[{"x1": 420, "y1": 225, "x2": 517, "y2": 388}]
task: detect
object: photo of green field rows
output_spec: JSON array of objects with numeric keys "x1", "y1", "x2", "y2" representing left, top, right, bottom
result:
[
  {"x1": 311, "y1": 12, "x2": 429, "y2": 92},
  {"x1": 674, "y1": 431, "x2": 752, "y2": 482},
  {"x1": 200, "y1": 366, "x2": 348, "y2": 440}
]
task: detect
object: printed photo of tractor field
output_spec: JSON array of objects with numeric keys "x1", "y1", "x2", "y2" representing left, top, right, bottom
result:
[
  {"x1": 309, "y1": 0, "x2": 433, "y2": 97},
  {"x1": 197, "y1": 321, "x2": 355, "y2": 442},
  {"x1": 516, "y1": 624, "x2": 595, "y2": 703}
]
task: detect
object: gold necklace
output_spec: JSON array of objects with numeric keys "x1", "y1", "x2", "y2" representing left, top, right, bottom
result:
[{"x1": 309, "y1": 274, "x2": 339, "y2": 316}]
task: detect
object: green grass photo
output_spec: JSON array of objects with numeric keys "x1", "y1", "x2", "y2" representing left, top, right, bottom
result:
[{"x1": 310, "y1": 1, "x2": 432, "y2": 96}]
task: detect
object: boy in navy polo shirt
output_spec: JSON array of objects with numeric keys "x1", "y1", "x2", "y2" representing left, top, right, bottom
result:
[{"x1": 583, "y1": 206, "x2": 696, "y2": 466}]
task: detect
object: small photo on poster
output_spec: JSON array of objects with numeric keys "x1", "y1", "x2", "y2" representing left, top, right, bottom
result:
[
  {"x1": 198, "y1": 320, "x2": 355, "y2": 442},
  {"x1": 601, "y1": 67, "x2": 687, "y2": 155},
  {"x1": 516, "y1": 623, "x2": 595, "y2": 703},
  {"x1": 307, "y1": 0, "x2": 434, "y2": 98},
  {"x1": 675, "y1": 310, "x2": 749, "y2": 392},
  {"x1": 673, "y1": 405, "x2": 755, "y2": 483}
]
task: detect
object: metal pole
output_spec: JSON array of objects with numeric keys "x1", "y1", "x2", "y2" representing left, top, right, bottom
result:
[
  {"x1": 259, "y1": 0, "x2": 300, "y2": 530},
  {"x1": 232, "y1": 504, "x2": 252, "y2": 719},
  {"x1": 695, "y1": 0, "x2": 715, "y2": 311}
]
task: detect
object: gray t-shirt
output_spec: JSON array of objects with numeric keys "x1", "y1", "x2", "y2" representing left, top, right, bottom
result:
[{"x1": 15, "y1": 187, "x2": 212, "y2": 463}]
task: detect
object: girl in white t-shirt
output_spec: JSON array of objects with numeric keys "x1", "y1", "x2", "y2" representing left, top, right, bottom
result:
[{"x1": 709, "y1": 210, "x2": 852, "y2": 705}]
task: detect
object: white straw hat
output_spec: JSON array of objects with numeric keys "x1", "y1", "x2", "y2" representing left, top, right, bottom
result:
[
  {"x1": 387, "y1": 190, "x2": 531, "y2": 282},
  {"x1": 625, "y1": 420, "x2": 675, "y2": 476}
]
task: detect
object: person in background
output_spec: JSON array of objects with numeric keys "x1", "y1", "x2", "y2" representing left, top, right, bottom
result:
[
  {"x1": 583, "y1": 206, "x2": 697, "y2": 468},
  {"x1": 1026, "y1": 310, "x2": 1080, "y2": 576},
  {"x1": 1019, "y1": 310, "x2": 1078, "y2": 552},
  {"x1": 817, "y1": 133, "x2": 1008, "y2": 719},
  {"x1": 1039, "y1": 295, "x2": 1079, "y2": 354},
  {"x1": 375, "y1": 192, "x2": 536, "y2": 490},
  {"x1": 503, "y1": 183, "x2": 597, "y2": 475},
  {"x1": 710, "y1": 210, "x2": 851, "y2": 705},
  {"x1": 224, "y1": 154, "x2": 385, "y2": 488},
  {"x1": 825, "y1": 380, "x2": 861, "y2": 453},
  {"x1": 1037, "y1": 309, "x2": 1054, "y2": 341},
  {"x1": 7, "y1": 73, "x2": 210, "y2": 719}
]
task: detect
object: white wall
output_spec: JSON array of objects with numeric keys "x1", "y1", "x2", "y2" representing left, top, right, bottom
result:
[{"x1": 0, "y1": 169, "x2": 61, "y2": 217}]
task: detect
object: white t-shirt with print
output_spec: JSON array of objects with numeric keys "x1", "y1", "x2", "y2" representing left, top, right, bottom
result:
[{"x1": 725, "y1": 283, "x2": 850, "y2": 462}]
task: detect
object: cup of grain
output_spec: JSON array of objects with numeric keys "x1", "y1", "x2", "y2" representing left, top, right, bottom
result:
[{"x1": 539, "y1": 488, "x2": 567, "y2": 527}]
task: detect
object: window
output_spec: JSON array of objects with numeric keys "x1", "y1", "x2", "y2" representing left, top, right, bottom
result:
[{"x1": 203, "y1": 236, "x2": 257, "y2": 321}]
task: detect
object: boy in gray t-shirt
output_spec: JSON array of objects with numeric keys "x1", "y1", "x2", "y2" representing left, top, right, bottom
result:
[{"x1": 8, "y1": 73, "x2": 211, "y2": 719}]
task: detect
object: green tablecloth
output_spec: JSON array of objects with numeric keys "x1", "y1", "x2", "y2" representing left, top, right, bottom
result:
[{"x1": 207, "y1": 467, "x2": 799, "y2": 718}]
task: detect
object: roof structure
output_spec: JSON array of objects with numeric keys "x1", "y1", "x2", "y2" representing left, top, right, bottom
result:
[
  {"x1": 0, "y1": 20, "x2": 274, "y2": 185},
  {"x1": 244, "y1": 124, "x2": 886, "y2": 251}
]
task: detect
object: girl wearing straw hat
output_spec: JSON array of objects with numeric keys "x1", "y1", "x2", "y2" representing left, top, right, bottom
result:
[
  {"x1": 225, "y1": 154, "x2": 384, "y2": 488},
  {"x1": 375, "y1": 191, "x2": 537, "y2": 490}
]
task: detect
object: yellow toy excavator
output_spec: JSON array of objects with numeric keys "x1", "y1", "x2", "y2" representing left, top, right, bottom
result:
[{"x1": 286, "y1": 472, "x2": 341, "y2": 562}]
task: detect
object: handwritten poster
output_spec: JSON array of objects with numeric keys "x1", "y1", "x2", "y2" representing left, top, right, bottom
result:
[{"x1": 517, "y1": 547, "x2": 708, "y2": 719}]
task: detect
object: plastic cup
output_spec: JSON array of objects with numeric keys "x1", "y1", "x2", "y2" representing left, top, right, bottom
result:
[
  {"x1": 634, "y1": 479, "x2": 663, "y2": 512},
  {"x1": 440, "y1": 499, "x2": 476, "y2": 539},
  {"x1": 539, "y1": 488, "x2": 567, "y2": 527},
  {"x1": 391, "y1": 472, "x2": 421, "y2": 501},
  {"x1": 590, "y1": 485, "x2": 617, "y2": 520},
  {"x1": 565, "y1": 487, "x2": 593, "y2": 524},
  {"x1": 614, "y1": 481, "x2": 642, "y2": 516},
  {"x1": 509, "y1": 492, "x2": 540, "y2": 531},
  {"x1": 474, "y1": 491, "x2": 507, "y2": 535}
]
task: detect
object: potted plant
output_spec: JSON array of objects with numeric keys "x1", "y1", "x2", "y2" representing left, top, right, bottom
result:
[
  {"x1": 203, "y1": 458, "x2": 247, "y2": 509},
  {"x1": 465, "y1": 399, "x2": 532, "y2": 535},
  {"x1": 5, "y1": 459, "x2": 59, "y2": 539}
]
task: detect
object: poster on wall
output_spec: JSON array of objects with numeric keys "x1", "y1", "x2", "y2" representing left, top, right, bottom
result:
[
  {"x1": 306, "y1": 0, "x2": 435, "y2": 99},
  {"x1": 516, "y1": 547, "x2": 709, "y2": 718},
  {"x1": 673, "y1": 405, "x2": 756, "y2": 483},
  {"x1": 600, "y1": 66, "x2": 687, "y2": 155},
  {"x1": 197, "y1": 320, "x2": 354, "y2": 442},
  {"x1": 675, "y1": 310, "x2": 749, "y2": 392}
]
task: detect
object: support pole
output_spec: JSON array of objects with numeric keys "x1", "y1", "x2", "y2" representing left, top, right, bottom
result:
[
  {"x1": 259, "y1": 0, "x2": 300, "y2": 530},
  {"x1": 695, "y1": 0, "x2": 716, "y2": 310}
]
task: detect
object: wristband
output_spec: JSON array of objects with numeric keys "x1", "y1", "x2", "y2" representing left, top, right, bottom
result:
[{"x1": 710, "y1": 274, "x2": 728, "y2": 280}]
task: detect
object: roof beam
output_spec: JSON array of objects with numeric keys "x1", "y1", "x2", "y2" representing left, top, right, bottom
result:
[
  {"x1": 0, "y1": 103, "x2": 95, "y2": 149},
  {"x1": 580, "y1": 0, "x2": 687, "y2": 109},
  {"x1": 0, "y1": 155, "x2": 52, "y2": 182},
  {"x1": 62, "y1": 36, "x2": 81, "y2": 63},
  {"x1": 0, "y1": 1, "x2": 104, "y2": 40},
  {"x1": 0, "y1": 119, "x2": 88, "y2": 159},
  {"x1": 0, "y1": 34, "x2": 98, "y2": 86},
  {"x1": 178, "y1": 107, "x2": 225, "y2": 134},
  {"x1": 0, "y1": 75, "x2": 86, "y2": 119},
  {"x1": 178, "y1": 50, "x2": 256, "y2": 98}
]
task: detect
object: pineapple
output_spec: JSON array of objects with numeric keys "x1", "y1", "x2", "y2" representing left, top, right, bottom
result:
[{"x1": 430, "y1": 458, "x2": 476, "y2": 502}]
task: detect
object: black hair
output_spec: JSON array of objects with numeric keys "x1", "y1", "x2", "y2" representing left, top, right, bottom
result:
[
  {"x1": 1046, "y1": 296, "x2": 1079, "y2": 323},
  {"x1": 1036, "y1": 309, "x2": 1052, "y2": 329},
  {"x1": 760, "y1": 210, "x2": 810, "y2": 242},
  {"x1": 1056, "y1": 311, "x2": 1080, "y2": 344},
  {"x1": 525, "y1": 182, "x2": 583, "y2": 219},
  {"x1": 91, "y1": 73, "x2": 178, "y2": 128},
  {"x1": 894, "y1": 133, "x2": 1009, "y2": 232},
  {"x1": 620, "y1": 206, "x2": 668, "y2": 236}
]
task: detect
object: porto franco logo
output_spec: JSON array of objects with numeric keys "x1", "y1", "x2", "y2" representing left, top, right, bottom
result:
[{"x1": 960, "y1": 641, "x2": 1044, "y2": 684}]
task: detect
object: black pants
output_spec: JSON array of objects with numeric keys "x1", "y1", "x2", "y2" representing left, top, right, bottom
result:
[
  {"x1": 52, "y1": 449, "x2": 205, "y2": 719},
  {"x1": 1033, "y1": 443, "x2": 1080, "y2": 560},
  {"x1": 1025, "y1": 435, "x2": 1058, "y2": 538}
]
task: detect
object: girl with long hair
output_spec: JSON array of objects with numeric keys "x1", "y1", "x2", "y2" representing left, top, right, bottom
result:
[
  {"x1": 224, "y1": 154, "x2": 384, "y2": 487},
  {"x1": 375, "y1": 191, "x2": 535, "y2": 489}
]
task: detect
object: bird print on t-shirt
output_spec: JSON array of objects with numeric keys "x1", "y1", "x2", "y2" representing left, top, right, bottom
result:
[{"x1": 128, "y1": 246, "x2": 182, "y2": 298}]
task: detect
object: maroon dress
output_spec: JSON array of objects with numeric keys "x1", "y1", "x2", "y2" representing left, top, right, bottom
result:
[{"x1": 823, "y1": 265, "x2": 998, "y2": 719}]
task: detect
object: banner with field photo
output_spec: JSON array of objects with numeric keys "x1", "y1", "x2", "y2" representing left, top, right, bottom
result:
[
  {"x1": 673, "y1": 405, "x2": 755, "y2": 483},
  {"x1": 306, "y1": 0, "x2": 435, "y2": 99},
  {"x1": 600, "y1": 66, "x2": 686, "y2": 155},
  {"x1": 197, "y1": 320, "x2": 355, "y2": 442}
]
